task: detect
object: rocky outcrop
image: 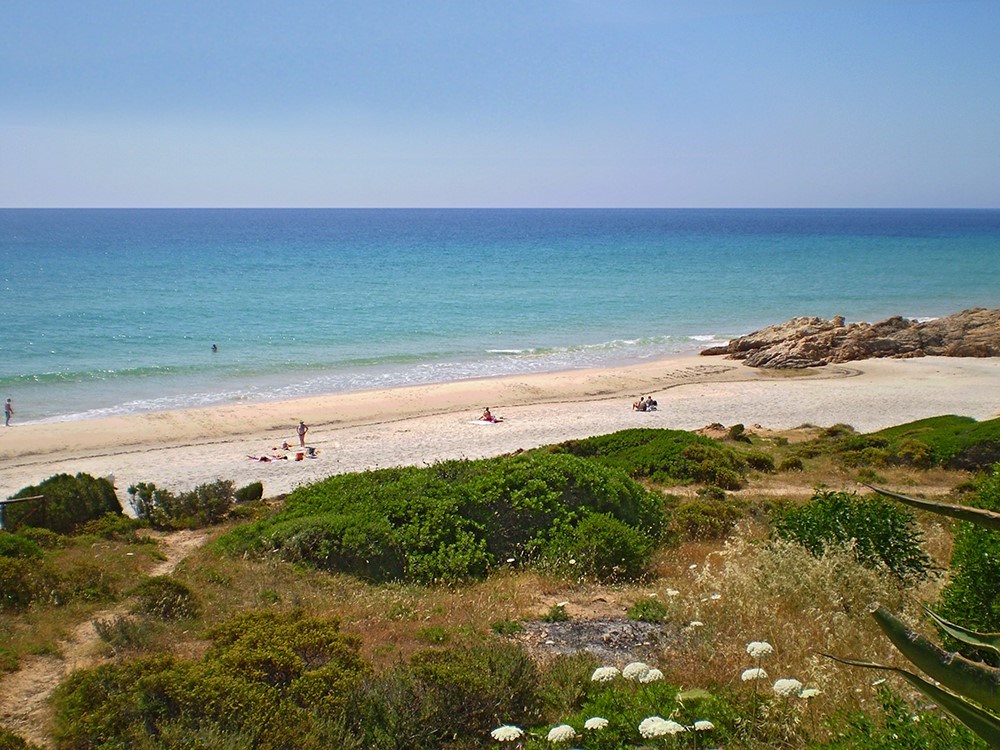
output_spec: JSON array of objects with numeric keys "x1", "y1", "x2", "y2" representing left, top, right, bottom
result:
[{"x1": 700, "y1": 308, "x2": 1000, "y2": 369}]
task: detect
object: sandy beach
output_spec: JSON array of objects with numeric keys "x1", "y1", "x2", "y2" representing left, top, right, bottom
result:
[{"x1": 1, "y1": 354, "x2": 998, "y2": 508}]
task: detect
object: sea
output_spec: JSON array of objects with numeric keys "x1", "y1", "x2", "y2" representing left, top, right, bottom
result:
[{"x1": 1, "y1": 208, "x2": 998, "y2": 424}]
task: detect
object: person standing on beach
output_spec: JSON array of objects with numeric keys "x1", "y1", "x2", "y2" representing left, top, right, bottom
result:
[
  {"x1": 4, "y1": 398, "x2": 12, "y2": 426},
  {"x1": 297, "y1": 420, "x2": 309, "y2": 447}
]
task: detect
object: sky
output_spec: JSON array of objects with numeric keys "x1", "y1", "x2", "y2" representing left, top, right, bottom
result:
[{"x1": 2, "y1": 0, "x2": 998, "y2": 208}]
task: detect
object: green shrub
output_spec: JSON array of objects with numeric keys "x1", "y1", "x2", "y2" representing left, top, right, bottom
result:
[
  {"x1": 626, "y1": 597, "x2": 669, "y2": 623},
  {"x1": 8, "y1": 473, "x2": 121, "y2": 534},
  {"x1": 93, "y1": 615, "x2": 156, "y2": 655},
  {"x1": 778, "y1": 456, "x2": 805, "y2": 471},
  {"x1": 0, "y1": 727, "x2": 44, "y2": 750},
  {"x1": 727, "y1": 423, "x2": 751, "y2": 443},
  {"x1": 744, "y1": 450, "x2": 776, "y2": 472},
  {"x1": 937, "y1": 465, "x2": 1000, "y2": 638},
  {"x1": 0, "y1": 557, "x2": 41, "y2": 611},
  {"x1": 52, "y1": 611, "x2": 368, "y2": 748},
  {"x1": 409, "y1": 640, "x2": 540, "y2": 745},
  {"x1": 490, "y1": 619, "x2": 524, "y2": 636},
  {"x1": 543, "y1": 513, "x2": 654, "y2": 581},
  {"x1": 0, "y1": 532, "x2": 43, "y2": 559},
  {"x1": 819, "y1": 686, "x2": 988, "y2": 749},
  {"x1": 130, "y1": 479, "x2": 235, "y2": 529},
  {"x1": 542, "y1": 603, "x2": 570, "y2": 623},
  {"x1": 772, "y1": 489, "x2": 933, "y2": 583},
  {"x1": 220, "y1": 452, "x2": 665, "y2": 584},
  {"x1": 78, "y1": 512, "x2": 145, "y2": 542},
  {"x1": 131, "y1": 575, "x2": 200, "y2": 620},
  {"x1": 547, "y1": 428, "x2": 748, "y2": 487},
  {"x1": 668, "y1": 497, "x2": 742, "y2": 542},
  {"x1": 235, "y1": 481, "x2": 265, "y2": 503},
  {"x1": 14, "y1": 526, "x2": 63, "y2": 549},
  {"x1": 58, "y1": 561, "x2": 117, "y2": 603},
  {"x1": 870, "y1": 415, "x2": 1000, "y2": 471}
]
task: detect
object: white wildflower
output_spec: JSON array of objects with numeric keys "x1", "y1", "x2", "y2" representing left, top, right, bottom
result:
[
  {"x1": 639, "y1": 716, "x2": 669, "y2": 738},
  {"x1": 584, "y1": 717, "x2": 609, "y2": 730},
  {"x1": 622, "y1": 661, "x2": 651, "y2": 681},
  {"x1": 709, "y1": 593, "x2": 722, "y2": 600},
  {"x1": 666, "y1": 588, "x2": 680, "y2": 597},
  {"x1": 546, "y1": 724, "x2": 577, "y2": 743},
  {"x1": 590, "y1": 666, "x2": 620, "y2": 682},
  {"x1": 662, "y1": 720, "x2": 686, "y2": 735},
  {"x1": 490, "y1": 725, "x2": 524, "y2": 742},
  {"x1": 639, "y1": 667, "x2": 664, "y2": 683},
  {"x1": 741, "y1": 667, "x2": 768, "y2": 682},
  {"x1": 688, "y1": 620, "x2": 704, "y2": 627},
  {"x1": 693, "y1": 720, "x2": 715, "y2": 732},
  {"x1": 800, "y1": 687, "x2": 821, "y2": 699},
  {"x1": 746, "y1": 641, "x2": 774, "y2": 659},
  {"x1": 773, "y1": 678, "x2": 804, "y2": 698}
]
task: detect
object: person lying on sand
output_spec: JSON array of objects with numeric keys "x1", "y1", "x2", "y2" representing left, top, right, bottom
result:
[{"x1": 247, "y1": 454, "x2": 289, "y2": 462}]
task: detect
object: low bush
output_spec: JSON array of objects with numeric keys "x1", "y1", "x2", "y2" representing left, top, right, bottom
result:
[
  {"x1": 77, "y1": 512, "x2": 146, "y2": 543},
  {"x1": 668, "y1": 497, "x2": 742, "y2": 542},
  {"x1": 130, "y1": 479, "x2": 235, "y2": 529},
  {"x1": 744, "y1": 450, "x2": 776, "y2": 472},
  {"x1": 130, "y1": 575, "x2": 200, "y2": 620},
  {"x1": 543, "y1": 513, "x2": 654, "y2": 581},
  {"x1": 7, "y1": 473, "x2": 121, "y2": 534},
  {"x1": 626, "y1": 597, "x2": 669, "y2": 623},
  {"x1": 937, "y1": 464, "x2": 1000, "y2": 641},
  {"x1": 869, "y1": 415, "x2": 1000, "y2": 470},
  {"x1": 52, "y1": 610, "x2": 369, "y2": 748},
  {"x1": 92, "y1": 615, "x2": 156, "y2": 655},
  {"x1": 235, "y1": 481, "x2": 264, "y2": 503},
  {"x1": 778, "y1": 455, "x2": 804, "y2": 472},
  {"x1": 547, "y1": 428, "x2": 748, "y2": 487},
  {"x1": 0, "y1": 532, "x2": 43, "y2": 559},
  {"x1": 772, "y1": 488, "x2": 933, "y2": 583},
  {"x1": 219, "y1": 452, "x2": 666, "y2": 584},
  {"x1": 0, "y1": 727, "x2": 43, "y2": 750},
  {"x1": 0, "y1": 557, "x2": 42, "y2": 611}
]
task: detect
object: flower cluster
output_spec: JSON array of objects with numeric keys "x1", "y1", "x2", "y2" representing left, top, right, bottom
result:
[
  {"x1": 639, "y1": 716, "x2": 685, "y2": 738},
  {"x1": 490, "y1": 725, "x2": 524, "y2": 742},
  {"x1": 546, "y1": 724, "x2": 577, "y2": 743},
  {"x1": 773, "y1": 678, "x2": 804, "y2": 698},
  {"x1": 741, "y1": 667, "x2": 768, "y2": 682},
  {"x1": 746, "y1": 640, "x2": 774, "y2": 659},
  {"x1": 590, "y1": 666, "x2": 619, "y2": 682},
  {"x1": 622, "y1": 661, "x2": 651, "y2": 681}
]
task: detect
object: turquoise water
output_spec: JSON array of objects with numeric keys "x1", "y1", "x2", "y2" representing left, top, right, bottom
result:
[{"x1": 1, "y1": 208, "x2": 998, "y2": 423}]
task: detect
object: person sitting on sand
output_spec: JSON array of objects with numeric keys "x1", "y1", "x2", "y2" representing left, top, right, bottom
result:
[
  {"x1": 481, "y1": 407, "x2": 502, "y2": 422},
  {"x1": 633, "y1": 396, "x2": 647, "y2": 411},
  {"x1": 646, "y1": 396, "x2": 658, "y2": 411}
]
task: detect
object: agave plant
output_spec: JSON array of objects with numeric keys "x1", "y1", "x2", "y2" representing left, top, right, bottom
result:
[{"x1": 823, "y1": 484, "x2": 1000, "y2": 749}]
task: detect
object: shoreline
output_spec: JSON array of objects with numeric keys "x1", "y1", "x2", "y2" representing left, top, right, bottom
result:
[{"x1": 1, "y1": 354, "x2": 998, "y2": 504}]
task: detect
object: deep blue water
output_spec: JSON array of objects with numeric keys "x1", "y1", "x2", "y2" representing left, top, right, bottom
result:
[{"x1": 1, "y1": 208, "x2": 998, "y2": 422}]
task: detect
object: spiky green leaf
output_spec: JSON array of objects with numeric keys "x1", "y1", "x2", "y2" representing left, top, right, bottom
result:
[
  {"x1": 925, "y1": 605, "x2": 1000, "y2": 657},
  {"x1": 870, "y1": 605, "x2": 1000, "y2": 712},
  {"x1": 865, "y1": 484, "x2": 1000, "y2": 531}
]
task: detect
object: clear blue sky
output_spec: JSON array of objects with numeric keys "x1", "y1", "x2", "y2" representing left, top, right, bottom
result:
[{"x1": 3, "y1": 1, "x2": 998, "y2": 207}]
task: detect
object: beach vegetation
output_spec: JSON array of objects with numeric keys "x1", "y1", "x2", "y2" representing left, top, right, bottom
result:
[
  {"x1": 130, "y1": 575, "x2": 200, "y2": 620},
  {"x1": 772, "y1": 488, "x2": 934, "y2": 583},
  {"x1": 7, "y1": 472, "x2": 121, "y2": 535},
  {"x1": 937, "y1": 465, "x2": 1000, "y2": 642},
  {"x1": 235, "y1": 480, "x2": 264, "y2": 504},
  {"x1": 667, "y1": 496, "x2": 743, "y2": 542},
  {"x1": 11, "y1": 420, "x2": 1000, "y2": 747},
  {"x1": 217, "y1": 452, "x2": 666, "y2": 584},
  {"x1": 129, "y1": 479, "x2": 236, "y2": 529},
  {"x1": 544, "y1": 428, "x2": 750, "y2": 488}
]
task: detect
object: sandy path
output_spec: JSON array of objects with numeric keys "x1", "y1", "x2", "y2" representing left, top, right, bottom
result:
[{"x1": 0, "y1": 529, "x2": 211, "y2": 746}]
